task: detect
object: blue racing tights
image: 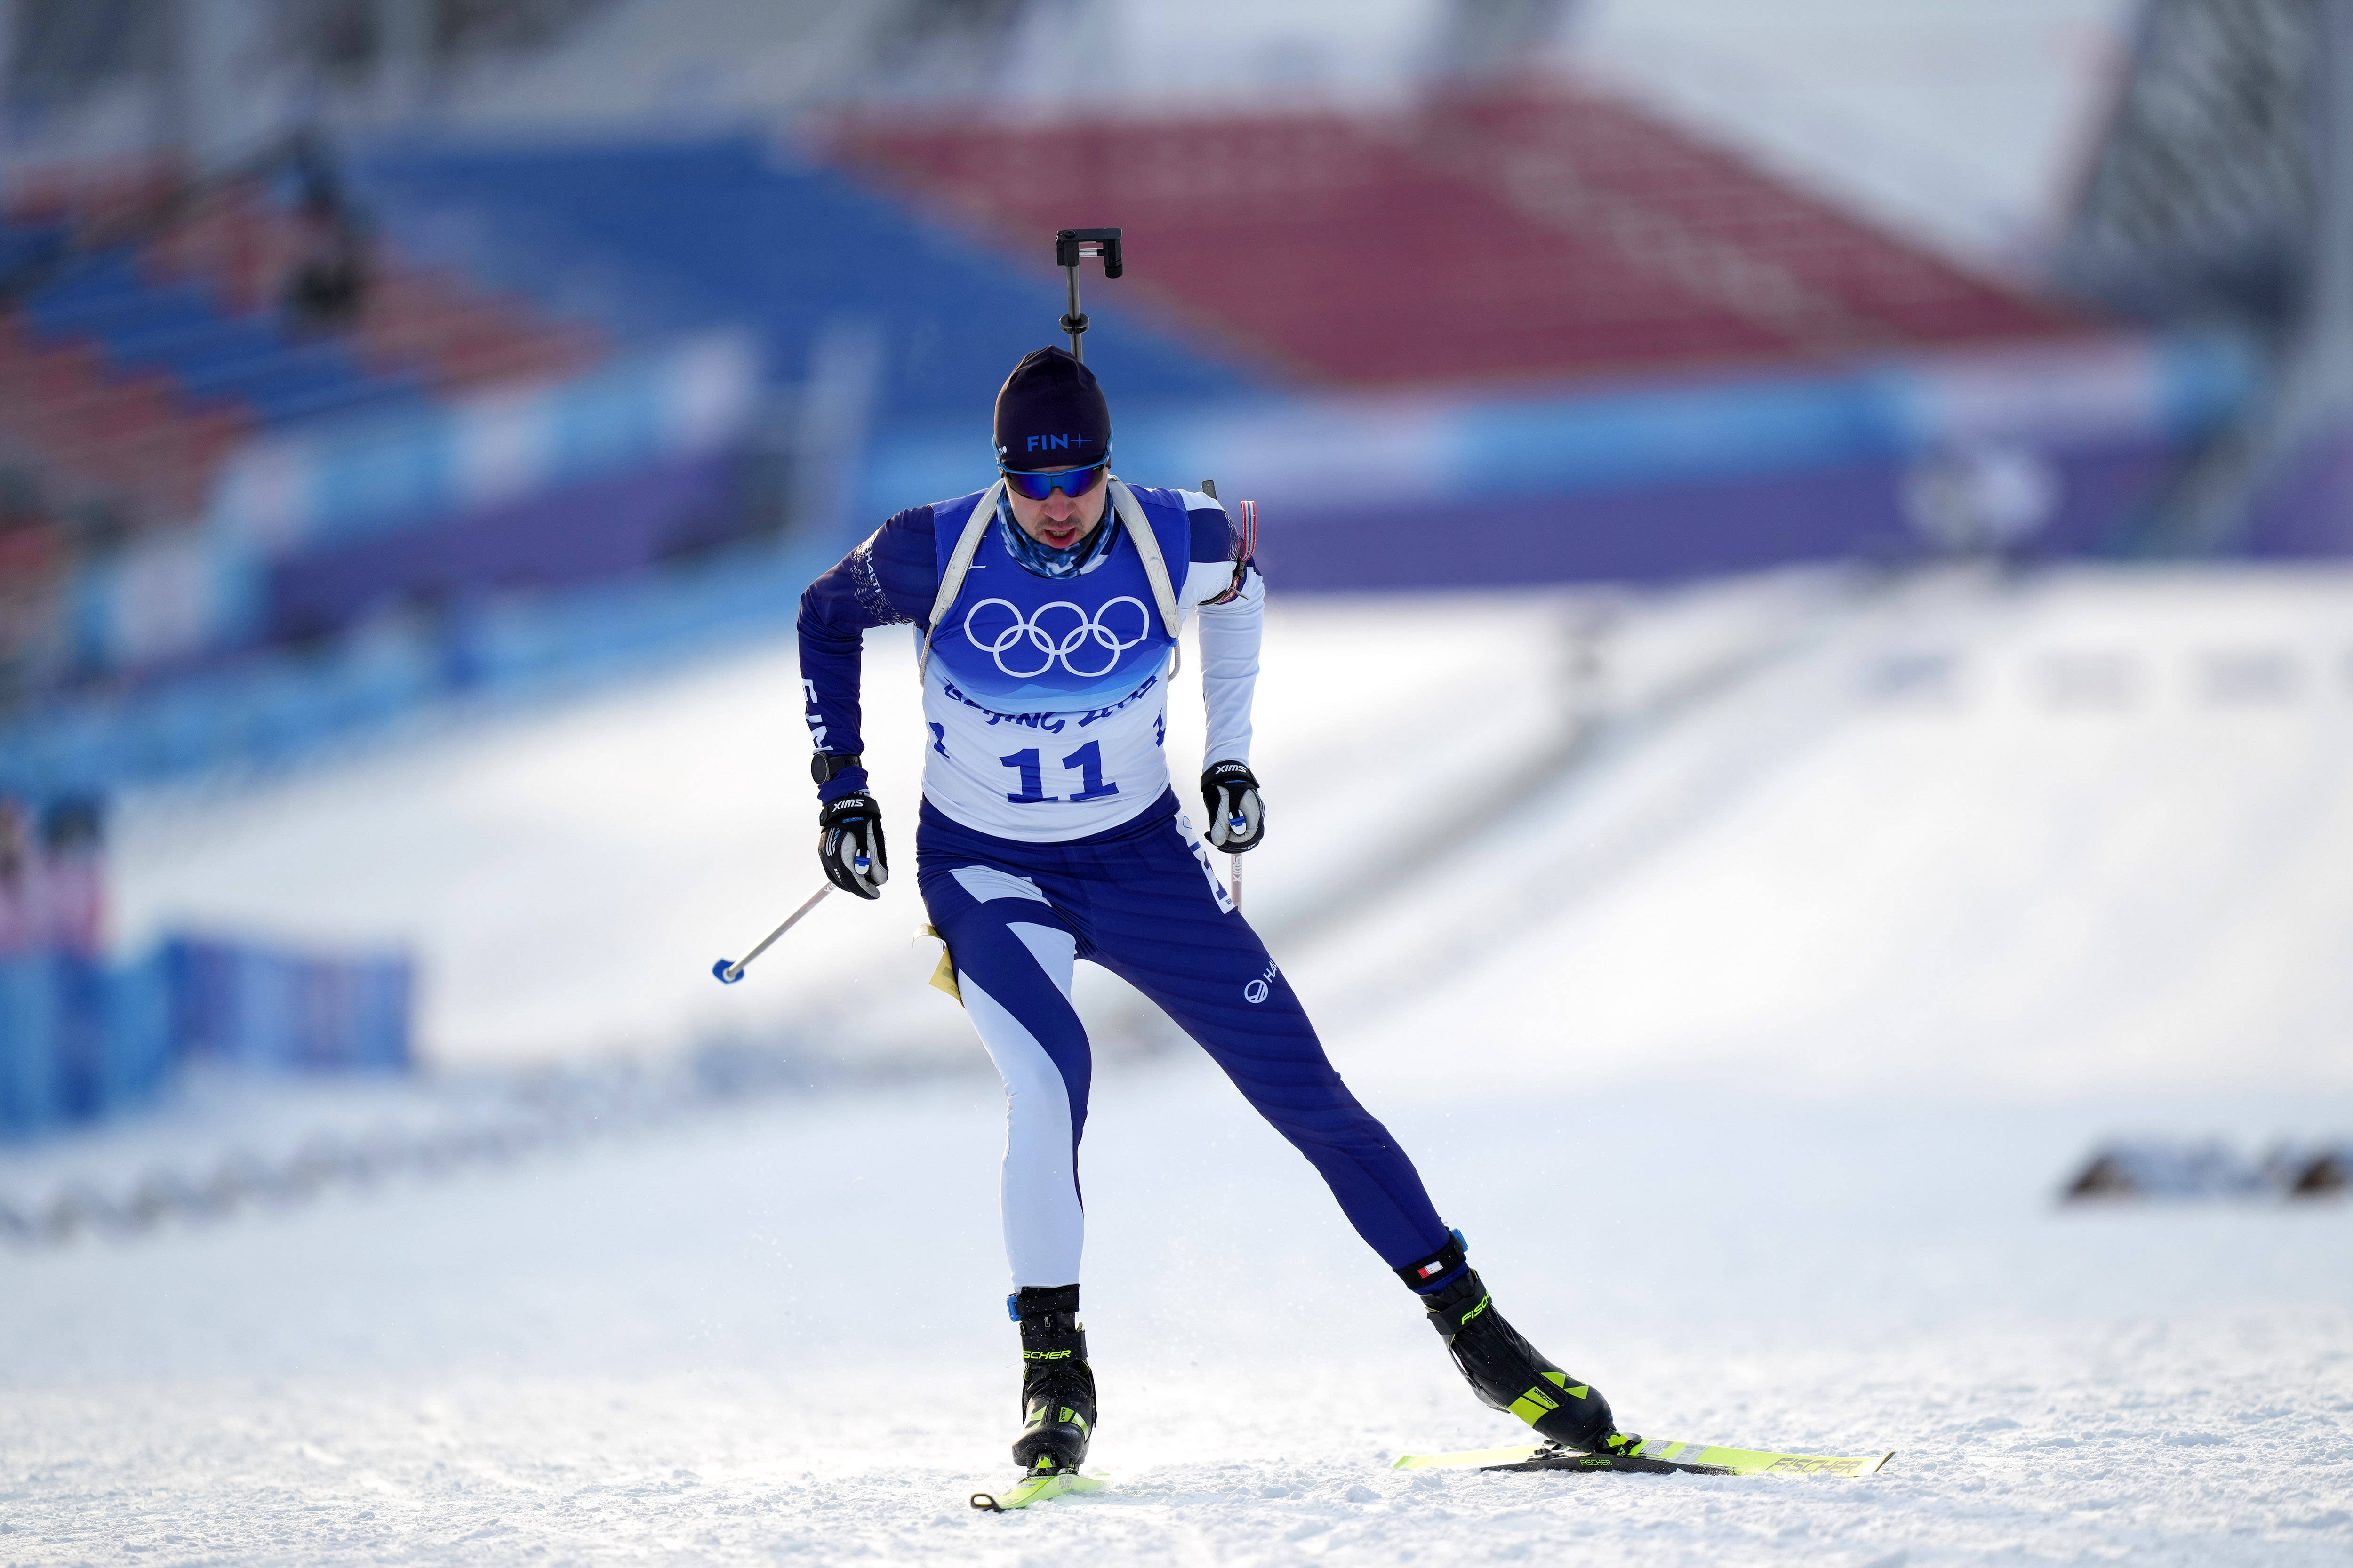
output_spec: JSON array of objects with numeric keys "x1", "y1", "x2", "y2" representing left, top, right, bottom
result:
[{"x1": 918, "y1": 790, "x2": 1449, "y2": 1288}]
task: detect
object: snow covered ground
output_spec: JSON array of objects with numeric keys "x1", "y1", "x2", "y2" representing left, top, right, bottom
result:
[
  {"x1": 4, "y1": 1071, "x2": 2348, "y2": 1564},
  {"x1": 13, "y1": 564, "x2": 2353, "y2": 1562},
  {"x1": 1298, "y1": 566, "x2": 2353, "y2": 1102}
]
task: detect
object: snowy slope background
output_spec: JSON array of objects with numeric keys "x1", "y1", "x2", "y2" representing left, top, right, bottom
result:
[{"x1": 6, "y1": 567, "x2": 2353, "y2": 1565}]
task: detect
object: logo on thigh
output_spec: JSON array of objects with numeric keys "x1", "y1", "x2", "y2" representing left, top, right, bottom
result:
[{"x1": 1243, "y1": 960, "x2": 1278, "y2": 1004}]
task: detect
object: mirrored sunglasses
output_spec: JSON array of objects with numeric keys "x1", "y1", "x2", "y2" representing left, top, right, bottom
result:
[{"x1": 1000, "y1": 461, "x2": 1109, "y2": 502}]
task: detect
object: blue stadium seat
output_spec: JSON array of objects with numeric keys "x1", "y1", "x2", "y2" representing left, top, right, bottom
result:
[
  {"x1": 351, "y1": 136, "x2": 1253, "y2": 432},
  {"x1": 6, "y1": 232, "x2": 421, "y2": 425}
]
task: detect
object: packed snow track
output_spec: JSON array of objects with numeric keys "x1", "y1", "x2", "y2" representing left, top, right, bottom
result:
[{"x1": 4, "y1": 1075, "x2": 2348, "y2": 1565}]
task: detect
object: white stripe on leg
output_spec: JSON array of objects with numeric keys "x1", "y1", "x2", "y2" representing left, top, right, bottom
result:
[{"x1": 961, "y1": 972, "x2": 1085, "y2": 1287}]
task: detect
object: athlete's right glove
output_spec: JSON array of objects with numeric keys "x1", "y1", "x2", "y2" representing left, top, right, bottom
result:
[
  {"x1": 817, "y1": 792, "x2": 889, "y2": 898},
  {"x1": 1199, "y1": 760, "x2": 1265, "y2": 853}
]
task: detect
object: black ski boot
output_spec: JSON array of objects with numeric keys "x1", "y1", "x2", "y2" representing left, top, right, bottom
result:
[
  {"x1": 1010, "y1": 1284, "x2": 1096, "y2": 1472},
  {"x1": 1400, "y1": 1234, "x2": 1636, "y2": 1456}
]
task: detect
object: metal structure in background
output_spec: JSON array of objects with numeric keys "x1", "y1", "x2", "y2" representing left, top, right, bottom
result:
[
  {"x1": 1437, "y1": 0, "x2": 1579, "y2": 81},
  {"x1": 2061, "y1": 0, "x2": 2353, "y2": 551},
  {"x1": 861, "y1": 0, "x2": 1034, "y2": 101},
  {"x1": 2061, "y1": 0, "x2": 2317, "y2": 326}
]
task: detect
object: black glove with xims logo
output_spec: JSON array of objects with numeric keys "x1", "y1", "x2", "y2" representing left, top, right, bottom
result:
[
  {"x1": 1199, "y1": 760, "x2": 1265, "y2": 853},
  {"x1": 818, "y1": 793, "x2": 888, "y2": 898}
]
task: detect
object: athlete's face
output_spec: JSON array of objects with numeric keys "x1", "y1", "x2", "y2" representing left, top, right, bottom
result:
[{"x1": 1006, "y1": 467, "x2": 1108, "y2": 553}]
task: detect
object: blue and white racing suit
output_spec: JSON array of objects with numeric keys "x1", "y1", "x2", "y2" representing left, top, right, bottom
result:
[{"x1": 798, "y1": 481, "x2": 1449, "y2": 1288}]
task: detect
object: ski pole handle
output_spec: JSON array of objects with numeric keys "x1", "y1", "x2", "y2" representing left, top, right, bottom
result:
[{"x1": 713, "y1": 882, "x2": 834, "y2": 984}]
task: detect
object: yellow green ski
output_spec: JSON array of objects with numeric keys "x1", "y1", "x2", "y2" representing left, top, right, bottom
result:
[
  {"x1": 969, "y1": 1463, "x2": 1109, "y2": 1512},
  {"x1": 1395, "y1": 1438, "x2": 1894, "y2": 1478}
]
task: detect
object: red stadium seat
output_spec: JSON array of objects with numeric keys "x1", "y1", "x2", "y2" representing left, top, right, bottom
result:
[{"x1": 832, "y1": 79, "x2": 2087, "y2": 390}]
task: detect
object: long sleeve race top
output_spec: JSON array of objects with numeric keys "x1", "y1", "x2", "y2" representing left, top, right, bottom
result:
[{"x1": 797, "y1": 482, "x2": 1263, "y2": 843}]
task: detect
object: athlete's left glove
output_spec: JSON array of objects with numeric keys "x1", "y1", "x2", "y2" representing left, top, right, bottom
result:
[
  {"x1": 818, "y1": 792, "x2": 889, "y2": 898},
  {"x1": 1200, "y1": 760, "x2": 1265, "y2": 852}
]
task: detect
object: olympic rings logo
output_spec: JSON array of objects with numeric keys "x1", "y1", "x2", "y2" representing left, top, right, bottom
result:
[{"x1": 962, "y1": 596, "x2": 1153, "y2": 679}]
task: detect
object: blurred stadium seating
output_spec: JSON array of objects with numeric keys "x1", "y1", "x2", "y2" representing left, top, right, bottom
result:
[
  {"x1": 0, "y1": 151, "x2": 618, "y2": 734},
  {"x1": 827, "y1": 77, "x2": 2253, "y2": 592},
  {"x1": 0, "y1": 10, "x2": 2320, "y2": 815},
  {"x1": 0, "y1": 130, "x2": 1269, "y2": 798},
  {"x1": 0, "y1": 162, "x2": 602, "y2": 533},
  {"x1": 142, "y1": 184, "x2": 604, "y2": 393},
  {"x1": 350, "y1": 135, "x2": 1248, "y2": 417},
  {"x1": 832, "y1": 78, "x2": 2090, "y2": 389}
]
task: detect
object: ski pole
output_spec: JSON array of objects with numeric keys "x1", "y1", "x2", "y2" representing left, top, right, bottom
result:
[
  {"x1": 712, "y1": 882, "x2": 833, "y2": 984},
  {"x1": 1231, "y1": 495, "x2": 1257, "y2": 918},
  {"x1": 1197, "y1": 479, "x2": 1258, "y2": 916}
]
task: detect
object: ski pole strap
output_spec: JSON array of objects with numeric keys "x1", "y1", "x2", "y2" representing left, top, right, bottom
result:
[{"x1": 1396, "y1": 1229, "x2": 1469, "y2": 1292}]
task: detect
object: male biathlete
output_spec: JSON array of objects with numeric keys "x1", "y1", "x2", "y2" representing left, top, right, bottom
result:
[{"x1": 796, "y1": 346, "x2": 1632, "y2": 1479}]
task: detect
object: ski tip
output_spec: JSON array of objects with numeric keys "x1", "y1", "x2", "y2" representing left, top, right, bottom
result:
[
  {"x1": 1392, "y1": 1444, "x2": 1542, "y2": 1472},
  {"x1": 970, "y1": 1470, "x2": 1107, "y2": 1511},
  {"x1": 1873, "y1": 1451, "x2": 1896, "y2": 1473}
]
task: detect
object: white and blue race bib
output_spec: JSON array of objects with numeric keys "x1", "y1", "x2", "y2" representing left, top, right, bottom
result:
[{"x1": 919, "y1": 490, "x2": 1187, "y2": 840}]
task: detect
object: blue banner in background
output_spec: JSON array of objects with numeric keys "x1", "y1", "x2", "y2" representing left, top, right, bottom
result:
[
  {"x1": 64, "y1": 334, "x2": 760, "y2": 678},
  {"x1": 0, "y1": 938, "x2": 413, "y2": 1142},
  {"x1": 0, "y1": 951, "x2": 171, "y2": 1138},
  {"x1": 0, "y1": 958, "x2": 63, "y2": 1139},
  {"x1": 860, "y1": 330, "x2": 2259, "y2": 563},
  {"x1": 165, "y1": 937, "x2": 412, "y2": 1075},
  {"x1": 0, "y1": 330, "x2": 2264, "y2": 805}
]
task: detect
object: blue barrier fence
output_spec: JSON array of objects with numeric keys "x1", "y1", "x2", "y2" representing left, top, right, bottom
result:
[
  {"x1": 0, "y1": 937, "x2": 411, "y2": 1141},
  {"x1": 1, "y1": 949, "x2": 170, "y2": 1138},
  {"x1": 163, "y1": 937, "x2": 411, "y2": 1074}
]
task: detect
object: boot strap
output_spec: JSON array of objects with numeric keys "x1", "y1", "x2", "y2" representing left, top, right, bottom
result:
[{"x1": 1396, "y1": 1231, "x2": 1468, "y2": 1291}]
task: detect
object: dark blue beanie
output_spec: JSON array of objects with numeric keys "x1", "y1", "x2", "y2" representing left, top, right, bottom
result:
[{"x1": 994, "y1": 346, "x2": 1111, "y2": 469}]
